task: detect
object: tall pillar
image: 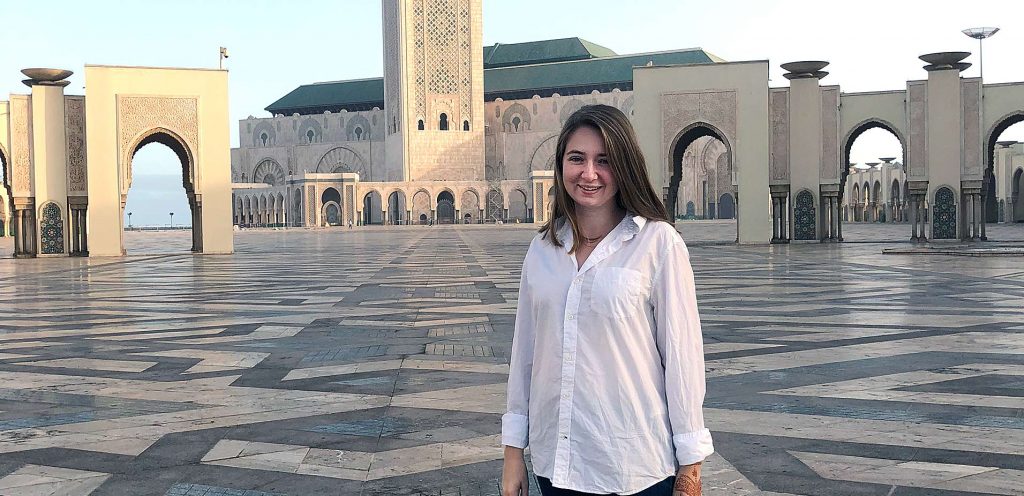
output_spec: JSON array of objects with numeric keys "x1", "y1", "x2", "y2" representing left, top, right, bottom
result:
[{"x1": 980, "y1": 193, "x2": 988, "y2": 240}]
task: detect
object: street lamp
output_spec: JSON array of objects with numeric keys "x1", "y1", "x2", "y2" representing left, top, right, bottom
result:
[
  {"x1": 962, "y1": 27, "x2": 999, "y2": 80},
  {"x1": 128, "y1": 212, "x2": 133, "y2": 230},
  {"x1": 219, "y1": 47, "x2": 229, "y2": 69},
  {"x1": 169, "y1": 212, "x2": 174, "y2": 228}
]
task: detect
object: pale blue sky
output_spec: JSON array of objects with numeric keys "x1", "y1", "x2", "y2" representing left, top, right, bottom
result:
[{"x1": 3, "y1": 0, "x2": 1022, "y2": 225}]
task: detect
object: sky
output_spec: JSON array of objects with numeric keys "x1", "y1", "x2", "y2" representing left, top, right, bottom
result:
[{"x1": 3, "y1": 0, "x2": 1023, "y2": 226}]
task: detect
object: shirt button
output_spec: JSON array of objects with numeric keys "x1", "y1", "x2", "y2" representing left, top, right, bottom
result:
[{"x1": 567, "y1": 315, "x2": 574, "y2": 320}]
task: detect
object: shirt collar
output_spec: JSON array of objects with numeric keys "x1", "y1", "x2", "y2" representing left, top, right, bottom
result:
[{"x1": 557, "y1": 213, "x2": 647, "y2": 252}]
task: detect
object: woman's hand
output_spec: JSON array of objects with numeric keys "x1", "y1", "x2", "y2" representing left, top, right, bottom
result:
[
  {"x1": 673, "y1": 462, "x2": 702, "y2": 496},
  {"x1": 502, "y1": 446, "x2": 529, "y2": 496}
]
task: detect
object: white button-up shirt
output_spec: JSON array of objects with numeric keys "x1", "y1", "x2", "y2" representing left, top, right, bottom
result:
[{"x1": 502, "y1": 214, "x2": 714, "y2": 494}]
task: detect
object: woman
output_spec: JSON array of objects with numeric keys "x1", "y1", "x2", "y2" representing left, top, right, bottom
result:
[{"x1": 501, "y1": 105, "x2": 713, "y2": 496}]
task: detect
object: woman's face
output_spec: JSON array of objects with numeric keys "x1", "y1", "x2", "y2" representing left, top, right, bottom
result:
[{"x1": 562, "y1": 126, "x2": 619, "y2": 213}]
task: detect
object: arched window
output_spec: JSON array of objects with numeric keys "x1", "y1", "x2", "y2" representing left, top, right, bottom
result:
[
  {"x1": 439, "y1": 113, "x2": 449, "y2": 131},
  {"x1": 463, "y1": 120, "x2": 470, "y2": 131},
  {"x1": 354, "y1": 127, "x2": 363, "y2": 140},
  {"x1": 511, "y1": 116, "x2": 521, "y2": 132},
  {"x1": 306, "y1": 129, "x2": 315, "y2": 144},
  {"x1": 418, "y1": 119, "x2": 424, "y2": 130},
  {"x1": 260, "y1": 132, "x2": 269, "y2": 146}
]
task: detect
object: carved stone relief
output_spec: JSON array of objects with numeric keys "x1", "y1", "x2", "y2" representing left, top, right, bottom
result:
[
  {"x1": 661, "y1": 91, "x2": 737, "y2": 179},
  {"x1": 961, "y1": 80, "x2": 982, "y2": 176},
  {"x1": 769, "y1": 89, "x2": 790, "y2": 182},
  {"x1": 10, "y1": 96, "x2": 32, "y2": 195},
  {"x1": 821, "y1": 87, "x2": 840, "y2": 181},
  {"x1": 908, "y1": 82, "x2": 927, "y2": 178},
  {"x1": 65, "y1": 97, "x2": 88, "y2": 193},
  {"x1": 118, "y1": 96, "x2": 199, "y2": 183}
]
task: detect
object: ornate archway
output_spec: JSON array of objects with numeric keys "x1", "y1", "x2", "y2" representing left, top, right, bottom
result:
[{"x1": 85, "y1": 66, "x2": 232, "y2": 256}]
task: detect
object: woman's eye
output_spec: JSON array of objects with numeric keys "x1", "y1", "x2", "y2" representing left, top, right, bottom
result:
[
  {"x1": 597, "y1": 159, "x2": 610, "y2": 166},
  {"x1": 568, "y1": 155, "x2": 583, "y2": 163}
]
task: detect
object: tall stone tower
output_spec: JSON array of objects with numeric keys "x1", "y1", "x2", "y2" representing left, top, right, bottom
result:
[{"x1": 382, "y1": 0, "x2": 485, "y2": 182}]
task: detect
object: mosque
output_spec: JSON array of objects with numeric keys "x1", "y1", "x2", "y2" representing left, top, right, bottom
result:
[{"x1": 228, "y1": 1, "x2": 733, "y2": 228}]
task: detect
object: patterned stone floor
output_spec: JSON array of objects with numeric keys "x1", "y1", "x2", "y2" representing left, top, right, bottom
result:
[{"x1": 0, "y1": 226, "x2": 1023, "y2": 495}]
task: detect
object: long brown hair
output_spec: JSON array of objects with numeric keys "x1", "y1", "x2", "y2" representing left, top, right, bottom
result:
[{"x1": 539, "y1": 104, "x2": 669, "y2": 252}]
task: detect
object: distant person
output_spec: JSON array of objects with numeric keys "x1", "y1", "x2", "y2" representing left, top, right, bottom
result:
[{"x1": 502, "y1": 105, "x2": 712, "y2": 496}]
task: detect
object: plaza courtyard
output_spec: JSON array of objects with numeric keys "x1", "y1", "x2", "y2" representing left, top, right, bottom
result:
[{"x1": 0, "y1": 225, "x2": 1023, "y2": 496}]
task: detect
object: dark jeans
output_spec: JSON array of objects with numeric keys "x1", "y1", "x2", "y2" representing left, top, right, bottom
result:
[{"x1": 536, "y1": 476, "x2": 674, "y2": 496}]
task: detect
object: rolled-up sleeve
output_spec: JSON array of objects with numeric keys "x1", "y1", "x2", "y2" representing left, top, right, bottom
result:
[
  {"x1": 502, "y1": 242, "x2": 535, "y2": 449},
  {"x1": 652, "y1": 236, "x2": 714, "y2": 466}
]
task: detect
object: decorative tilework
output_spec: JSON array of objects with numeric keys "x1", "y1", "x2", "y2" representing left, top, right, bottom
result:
[
  {"x1": 933, "y1": 187, "x2": 957, "y2": 239},
  {"x1": 794, "y1": 190, "x2": 816, "y2": 240},
  {"x1": 39, "y1": 202, "x2": 64, "y2": 254}
]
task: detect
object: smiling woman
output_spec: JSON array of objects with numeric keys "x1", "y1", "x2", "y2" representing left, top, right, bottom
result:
[{"x1": 502, "y1": 105, "x2": 712, "y2": 496}]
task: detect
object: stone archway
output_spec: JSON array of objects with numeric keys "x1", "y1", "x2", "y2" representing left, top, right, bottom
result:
[
  {"x1": 85, "y1": 66, "x2": 232, "y2": 256},
  {"x1": 436, "y1": 190, "x2": 456, "y2": 224},
  {"x1": 124, "y1": 128, "x2": 201, "y2": 253},
  {"x1": 387, "y1": 190, "x2": 407, "y2": 225},
  {"x1": 460, "y1": 189, "x2": 480, "y2": 224},
  {"x1": 667, "y1": 122, "x2": 733, "y2": 222},
  {"x1": 840, "y1": 119, "x2": 907, "y2": 234},
  {"x1": 363, "y1": 190, "x2": 383, "y2": 225},
  {"x1": 985, "y1": 112, "x2": 1024, "y2": 225}
]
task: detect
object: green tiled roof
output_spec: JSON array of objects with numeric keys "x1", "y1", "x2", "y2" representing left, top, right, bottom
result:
[
  {"x1": 483, "y1": 37, "x2": 616, "y2": 69},
  {"x1": 266, "y1": 77, "x2": 384, "y2": 115},
  {"x1": 483, "y1": 48, "x2": 716, "y2": 97},
  {"x1": 265, "y1": 41, "x2": 721, "y2": 115}
]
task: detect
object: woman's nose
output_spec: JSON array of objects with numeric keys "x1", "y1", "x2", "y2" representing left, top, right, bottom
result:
[{"x1": 580, "y1": 162, "x2": 598, "y2": 180}]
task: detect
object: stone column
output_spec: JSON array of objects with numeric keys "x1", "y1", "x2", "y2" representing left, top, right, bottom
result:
[
  {"x1": 770, "y1": 197, "x2": 779, "y2": 242},
  {"x1": 981, "y1": 194, "x2": 988, "y2": 240},
  {"x1": 973, "y1": 193, "x2": 981, "y2": 241},
  {"x1": 910, "y1": 196, "x2": 919, "y2": 241},
  {"x1": 12, "y1": 208, "x2": 23, "y2": 257},
  {"x1": 830, "y1": 196, "x2": 839, "y2": 241}
]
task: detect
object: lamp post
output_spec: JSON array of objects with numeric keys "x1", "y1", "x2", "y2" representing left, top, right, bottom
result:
[
  {"x1": 219, "y1": 47, "x2": 229, "y2": 69},
  {"x1": 128, "y1": 212, "x2": 133, "y2": 230},
  {"x1": 962, "y1": 27, "x2": 999, "y2": 80},
  {"x1": 169, "y1": 212, "x2": 174, "y2": 229}
]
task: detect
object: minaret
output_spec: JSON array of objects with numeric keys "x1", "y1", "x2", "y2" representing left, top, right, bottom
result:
[{"x1": 382, "y1": 0, "x2": 484, "y2": 182}]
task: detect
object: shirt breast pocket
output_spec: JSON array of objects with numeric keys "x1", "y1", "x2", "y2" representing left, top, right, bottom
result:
[{"x1": 590, "y1": 267, "x2": 647, "y2": 321}]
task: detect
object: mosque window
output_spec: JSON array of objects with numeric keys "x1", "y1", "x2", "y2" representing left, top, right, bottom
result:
[
  {"x1": 306, "y1": 129, "x2": 315, "y2": 144},
  {"x1": 418, "y1": 119, "x2": 425, "y2": 130},
  {"x1": 355, "y1": 127, "x2": 363, "y2": 140},
  {"x1": 511, "y1": 116, "x2": 521, "y2": 132},
  {"x1": 260, "y1": 132, "x2": 269, "y2": 146},
  {"x1": 439, "y1": 113, "x2": 449, "y2": 131},
  {"x1": 463, "y1": 120, "x2": 470, "y2": 131}
]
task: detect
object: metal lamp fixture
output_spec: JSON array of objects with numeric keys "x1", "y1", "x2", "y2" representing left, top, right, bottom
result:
[{"x1": 961, "y1": 27, "x2": 999, "y2": 79}]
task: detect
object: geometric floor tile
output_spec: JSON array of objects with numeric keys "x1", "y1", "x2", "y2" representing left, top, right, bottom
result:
[
  {"x1": 0, "y1": 464, "x2": 110, "y2": 496},
  {"x1": 1, "y1": 224, "x2": 1023, "y2": 495}
]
